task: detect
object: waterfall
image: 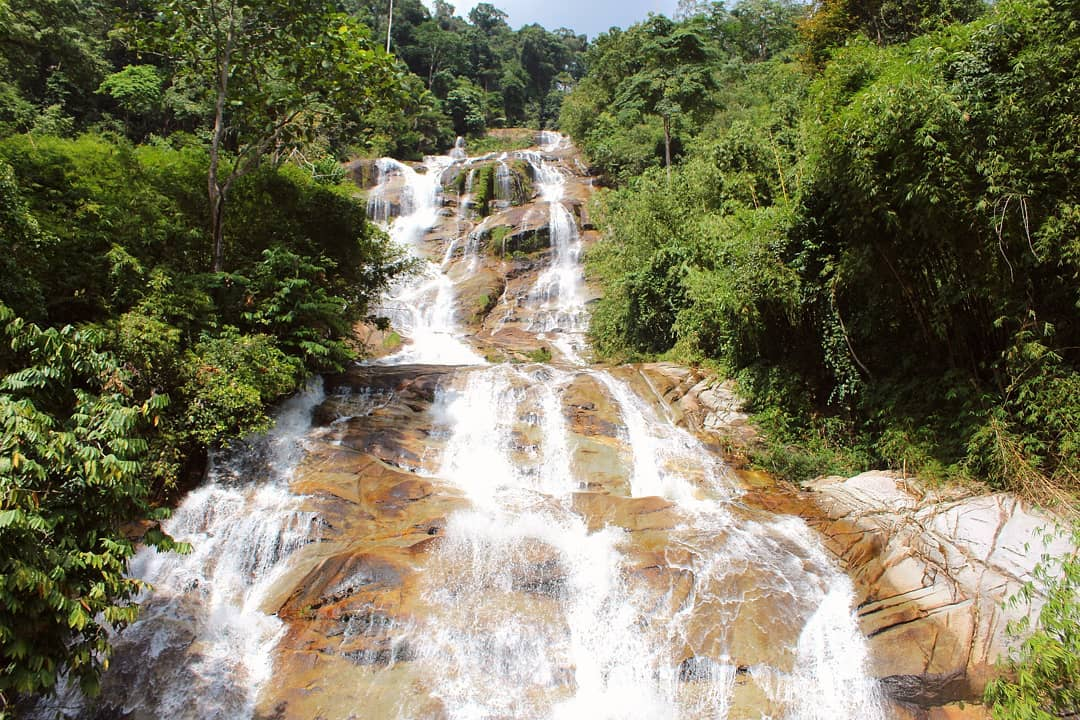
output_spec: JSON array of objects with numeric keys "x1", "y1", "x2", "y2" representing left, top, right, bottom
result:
[
  {"x1": 592, "y1": 371, "x2": 730, "y2": 504},
  {"x1": 416, "y1": 364, "x2": 673, "y2": 718},
  {"x1": 64, "y1": 134, "x2": 890, "y2": 720},
  {"x1": 396, "y1": 361, "x2": 886, "y2": 720},
  {"x1": 495, "y1": 156, "x2": 514, "y2": 206},
  {"x1": 450, "y1": 136, "x2": 468, "y2": 160},
  {"x1": 539, "y1": 130, "x2": 568, "y2": 153},
  {"x1": 29, "y1": 382, "x2": 326, "y2": 720},
  {"x1": 516, "y1": 145, "x2": 589, "y2": 363},
  {"x1": 368, "y1": 155, "x2": 485, "y2": 366}
]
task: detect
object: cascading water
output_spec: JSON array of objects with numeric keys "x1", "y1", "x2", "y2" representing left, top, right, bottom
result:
[
  {"x1": 358, "y1": 133, "x2": 885, "y2": 718},
  {"x1": 398, "y1": 359, "x2": 886, "y2": 720},
  {"x1": 368, "y1": 155, "x2": 485, "y2": 366},
  {"x1": 450, "y1": 136, "x2": 468, "y2": 160},
  {"x1": 495, "y1": 155, "x2": 514, "y2": 207},
  {"x1": 415, "y1": 364, "x2": 672, "y2": 718},
  {"x1": 539, "y1": 130, "x2": 569, "y2": 153},
  {"x1": 30, "y1": 382, "x2": 326, "y2": 720},
  {"x1": 64, "y1": 134, "x2": 891, "y2": 720},
  {"x1": 516, "y1": 149, "x2": 588, "y2": 363}
]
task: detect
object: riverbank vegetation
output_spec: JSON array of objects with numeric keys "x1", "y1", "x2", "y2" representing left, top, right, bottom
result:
[
  {"x1": 1, "y1": 23, "x2": 402, "y2": 716},
  {"x1": 565, "y1": 0, "x2": 1080, "y2": 510}
]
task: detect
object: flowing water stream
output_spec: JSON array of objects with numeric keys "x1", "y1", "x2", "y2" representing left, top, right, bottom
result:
[{"x1": 43, "y1": 134, "x2": 889, "y2": 720}]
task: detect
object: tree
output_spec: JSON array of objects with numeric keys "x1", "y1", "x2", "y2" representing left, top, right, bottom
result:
[
  {"x1": 445, "y1": 78, "x2": 487, "y2": 135},
  {"x1": 467, "y1": 2, "x2": 509, "y2": 34},
  {"x1": 614, "y1": 16, "x2": 716, "y2": 177},
  {"x1": 0, "y1": 0, "x2": 113, "y2": 131},
  {"x1": 413, "y1": 17, "x2": 470, "y2": 87},
  {"x1": 0, "y1": 304, "x2": 175, "y2": 712},
  {"x1": 518, "y1": 24, "x2": 564, "y2": 102},
  {"x1": 799, "y1": 0, "x2": 984, "y2": 65},
  {"x1": 144, "y1": 0, "x2": 402, "y2": 271},
  {"x1": 705, "y1": 0, "x2": 805, "y2": 61},
  {"x1": 97, "y1": 64, "x2": 164, "y2": 138}
]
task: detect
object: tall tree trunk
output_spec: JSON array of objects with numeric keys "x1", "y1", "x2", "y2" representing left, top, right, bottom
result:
[
  {"x1": 209, "y1": 19, "x2": 234, "y2": 273},
  {"x1": 386, "y1": 0, "x2": 394, "y2": 52},
  {"x1": 210, "y1": 191, "x2": 226, "y2": 273},
  {"x1": 663, "y1": 115, "x2": 672, "y2": 182}
]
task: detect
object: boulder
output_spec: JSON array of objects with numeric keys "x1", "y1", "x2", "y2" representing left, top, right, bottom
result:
[{"x1": 805, "y1": 472, "x2": 1074, "y2": 700}]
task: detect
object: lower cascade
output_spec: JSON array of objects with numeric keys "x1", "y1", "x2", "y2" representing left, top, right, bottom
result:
[{"x1": 45, "y1": 134, "x2": 896, "y2": 720}]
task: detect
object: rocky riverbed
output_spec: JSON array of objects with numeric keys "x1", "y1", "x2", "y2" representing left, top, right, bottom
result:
[{"x1": 57, "y1": 133, "x2": 1073, "y2": 720}]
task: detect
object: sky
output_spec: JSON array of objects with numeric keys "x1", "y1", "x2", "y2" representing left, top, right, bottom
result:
[{"x1": 433, "y1": 0, "x2": 680, "y2": 38}]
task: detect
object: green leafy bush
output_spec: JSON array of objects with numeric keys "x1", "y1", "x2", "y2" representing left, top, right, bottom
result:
[
  {"x1": 180, "y1": 329, "x2": 301, "y2": 446},
  {"x1": 0, "y1": 304, "x2": 178, "y2": 708},
  {"x1": 984, "y1": 524, "x2": 1080, "y2": 719}
]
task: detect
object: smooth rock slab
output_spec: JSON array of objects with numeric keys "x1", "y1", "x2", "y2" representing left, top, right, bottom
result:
[{"x1": 806, "y1": 472, "x2": 1073, "y2": 699}]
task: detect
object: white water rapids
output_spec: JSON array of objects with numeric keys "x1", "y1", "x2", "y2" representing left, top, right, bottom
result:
[{"x1": 39, "y1": 133, "x2": 889, "y2": 720}]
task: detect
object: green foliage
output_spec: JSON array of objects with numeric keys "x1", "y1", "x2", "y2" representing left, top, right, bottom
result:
[
  {"x1": 0, "y1": 161, "x2": 49, "y2": 322},
  {"x1": 984, "y1": 524, "x2": 1080, "y2": 719},
  {"x1": 328, "y1": 0, "x2": 587, "y2": 139},
  {"x1": 488, "y1": 224, "x2": 512, "y2": 254},
  {"x1": 798, "y1": 0, "x2": 985, "y2": 66},
  {"x1": 141, "y1": 0, "x2": 405, "y2": 270},
  {"x1": 562, "y1": 2, "x2": 803, "y2": 181},
  {"x1": 360, "y1": 81, "x2": 454, "y2": 159},
  {"x1": 446, "y1": 80, "x2": 488, "y2": 136},
  {"x1": 180, "y1": 329, "x2": 300, "y2": 446},
  {"x1": 470, "y1": 164, "x2": 496, "y2": 215},
  {"x1": 612, "y1": 15, "x2": 717, "y2": 169},
  {"x1": 238, "y1": 248, "x2": 358, "y2": 372},
  {"x1": 523, "y1": 347, "x2": 553, "y2": 363},
  {"x1": 382, "y1": 331, "x2": 402, "y2": 350},
  {"x1": 0, "y1": 0, "x2": 112, "y2": 133},
  {"x1": 0, "y1": 304, "x2": 179, "y2": 709},
  {"x1": 465, "y1": 130, "x2": 536, "y2": 156},
  {"x1": 0, "y1": 129, "x2": 403, "y2": 499},
  {"x1": 578, "y1": 0, "x2": 1080, "y2": 497},
  {"x1": 704, "y1": 0, "x2": 805, "y2": 61},
  {"x1": 97, "y1": 65, "x2": 163, "y2": 118}
]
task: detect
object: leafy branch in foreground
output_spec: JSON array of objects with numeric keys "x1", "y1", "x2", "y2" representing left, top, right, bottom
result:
[
  {"x1": 0, "y1": 304, "x2": 183, "y2": 713},
  {"x1": 984, "y1": 523, "x2": 1080, "y2": 720}
]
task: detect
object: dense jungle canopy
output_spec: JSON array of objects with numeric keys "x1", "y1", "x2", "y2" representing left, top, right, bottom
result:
[{"x1": 0, "y1": 0, "x2": 1077, "y2": 716}]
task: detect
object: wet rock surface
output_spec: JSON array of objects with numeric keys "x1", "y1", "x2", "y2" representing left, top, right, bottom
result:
[
  {"x1": 80, "y1": 134, "x2": 1064, "y2": 720},
  {"x1": 620, "y1": 360, "x2": 1072, "y2": 716},
  {"x1": 578, "y1": 362, "x2": 1070, "y2": 718},
  {"x1": 256, "y1": 365, "x2": 878, "y2": 717}
]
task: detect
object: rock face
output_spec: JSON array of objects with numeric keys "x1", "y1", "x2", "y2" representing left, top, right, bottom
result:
[
  {"x1": 618, "y1": 362, "x2": 1073, "y2": 717},
  {"x1": 633, "y1": 362, "x2": 760, "y2": 456},
  {"x1": 805, "y1": 472, "x2": 1073, "y2": 704},
  {"x1": 90, "y1": 134, "x2": 1072, "y2": 720}
]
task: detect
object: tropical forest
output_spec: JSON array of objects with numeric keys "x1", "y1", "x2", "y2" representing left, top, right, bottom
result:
[{"x1": 0, "y1": 0, "x2": 1077, "y2": 717}]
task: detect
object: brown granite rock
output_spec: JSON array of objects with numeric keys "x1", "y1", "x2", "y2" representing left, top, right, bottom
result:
[
  {"x1": 805, "y1": 472, "x2": 1074, "y2": 700},
  {"x1": 571, "y1": 492, "x2": 678, "y2": 532}
]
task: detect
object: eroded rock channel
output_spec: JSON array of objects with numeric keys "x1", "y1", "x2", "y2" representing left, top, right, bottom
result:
[{"x1": 46, "y1": 133, "x2": 1066, "y2": 720}]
